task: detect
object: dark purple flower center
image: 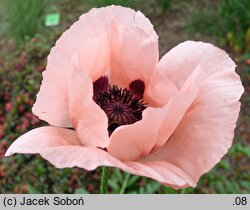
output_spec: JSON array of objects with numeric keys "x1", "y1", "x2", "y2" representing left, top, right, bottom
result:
[{"x1": 93, "y1": 76, "x2": 147, "y2": 134}]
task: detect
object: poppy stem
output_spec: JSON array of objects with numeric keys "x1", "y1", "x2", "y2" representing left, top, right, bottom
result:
[
  {"x1": 119, "y1": 173, "x2": 131, "y2": 194},
  {"x1": 100, "y1": 166, "x2": 110, "y2": 194}
]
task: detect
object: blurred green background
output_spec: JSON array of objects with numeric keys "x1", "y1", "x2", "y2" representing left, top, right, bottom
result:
[{"x1": 0, "y1": 0, "x2": 249, "y2": 194}]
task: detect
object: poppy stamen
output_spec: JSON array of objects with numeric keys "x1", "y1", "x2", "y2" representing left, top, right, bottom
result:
[{"x1": 93, "y1": 78, "x2": 147, "y2": 134}]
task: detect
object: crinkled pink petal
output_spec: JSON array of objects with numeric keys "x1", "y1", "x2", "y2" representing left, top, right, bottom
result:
[
  {"x1": 157, "y1": 41, "x2": 236, "y2": 89},
  {"x1": 4, "y1": 126, "x2": 128, "y2": 171},
  {"x1": 109, "y1": 12, "x2": 158, "y2": 87},
  {"x1": 103, "y1": 6, "x2": 158, "y2": 86},
  {"x1": 107, "y1": 92, "x2": 195, "y2": 161},
  {"x1": 123, "y1": 161, "x2": 195, "y2": 189},
  {"x1": 32, "y1": 9, "x2": 109, "y2": 127},
  {"x1": 144, "y1": 70, "x2": 178, "y2": 107},
  {"x1": 108, "y1": 66, "x2": 203, "y2": 161},
  {"x1": 27, "y1": 143, "x2": 195, "y2": 188},
  {"x1": 40, "y1": 146, "x2": 128, "y2": 171},
  {"x1": 32, "y1": 48, "x2": 74, "y2": 127},
  {"x1": 5, "y1": 126, "x2": 80, "y2": 156},
  {"x1": 144, "y1": 161, "x2": 196, "y2": 188},
  {"x1": 61, "y1": 15, "x2": 109, "y2": 81},
  {"x1": 6, "y1": 131, "x2": 194, "y2": 188},
  {"x1": 33, "y1": 5, "x2": 158, "y2": 126},
  {"x1": 69, "y1": 65, "x2": 109, "y2": 148},
  {"x1": 141, "y1": 69, "x2": 243, "y2": 183},
  {"x1": 4, "y1": 125, "x2": 196, "y2": 188}
]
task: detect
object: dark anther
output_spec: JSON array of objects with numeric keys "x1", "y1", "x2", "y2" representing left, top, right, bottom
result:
[
  {"x1": 93, "y1": 77, "x2": 147, "y2": 134},
  {"x1": 93, "y1": 76, "x2": 109, "y2": 98},
  {"x1": 107, "y1": 121, "x2": 120, "y2": 136},
  {"x1": 129, "y1": 79, "x2": 145, "y2": 98}
]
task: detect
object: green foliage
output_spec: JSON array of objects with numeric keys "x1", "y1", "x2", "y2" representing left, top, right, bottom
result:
[
  {"x1": 2, "y1": 155, "x2": 85, "y2": 193},
  {"x1": 157, "y1": 0, "x2": 172, "y2": 11},
  {"x1": 240, "y1": 53, "x2": 250, "y2": 62},
  {"x1": 210, "y1": 179, "x2": 250, "y2": 194},
  {"x1": 108, "y1": 169, "x2": 164, "y2": 194},
  {"x1": 163, "y1": 186, "x2": 178, "y2": 194},
  {"x1": 220, "y1": 0, "x2": 250, "y2": 52},
  {"x1": 28, "y1": 185, "x2": 41, "y2": 194},
  {"x1": 189, "y1": 3, "x2": 221, "y2": 38},
  {"x1": 85, "y1": 0, "x2": 140, "y2": 8},
  {"x1": 189, "y1": 0, "x2": 250, "y2": 52},
  {"x1": 1, "y1": 0, "x2": 49, "y2": 44},
  {"x1": 108, "y1": 169, "x2": 140, "y2": 193},
  {"x1": 138, "y1": 180, "x2": 161, "y2": 194},
  {"x1": 217, "y1": 160, "x2": 230, "y2": 170},
  {"x1": 75, "y1": 187, "x2": 89, "y2": 194},
  {"x1": 229, "y1": 143, "x2": 250, "y2": 157}
]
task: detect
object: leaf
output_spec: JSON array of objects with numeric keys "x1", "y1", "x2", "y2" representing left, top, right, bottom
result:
[
  {"x1": 128, "y1": 190, "x2": 138, "y2": 194},
  {"x1": 144, "y1": 182, "x2": 161, "y2": 194},
  {"x1": 74, "y1": 187, "x2": 89, "y2": 194},
  {"x1": 28, "y1": 185, "x2": 40, "y2": 194},
  {"x1": 230, "y1": 181, "x2": 241, "y2": 193},
  {"x1": 127, "y1": 176, "x2": 140, "y2": 188},
  {"x1": 163, "y1": 186, "x2": 178, "y2": 194},
  {"x1": 239, "y1": 53, "x2": 250, "y2": 61},
  {"x1": 113, "y1": 168, "x2": 123, "y2": 183},
  {"x1": 216, "y1": 181, "x2": 226, "y2": 193},
  {"x1": 240, "y1": 181, "x2": 250, "y2": 191},
  {"x1": 217, "y1": 160, "x2": 230, "y2": 170},
  {"x1": 224, "y1": 180, "x2": 239, "y2": 193},
  {"x1": 139, "y1": 187, "x2": 144, "y2": 194},
  {"x1": 185, "y1": 187, "x2": 195, "y2": 194},
  {"x1": 108, "y1": 179, "x2": 119, "y2": 191},
  {"x1": 210, "y1": 182, "x2": 217, "y2": 193}
]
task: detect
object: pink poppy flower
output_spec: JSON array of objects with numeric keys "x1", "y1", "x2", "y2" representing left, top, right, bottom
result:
[{"x1": 6, "y1": 6, "x2": 243, "y2": 189}]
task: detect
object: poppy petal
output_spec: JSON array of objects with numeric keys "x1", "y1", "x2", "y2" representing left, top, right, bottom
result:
[
  {"x1": 124, "y1": 161, "x2": 196, "y2": 189},
  {"x1": 69, "y1": 66, "x2": 109, "y2": 148},
  {"x1": 61, "y1": 11, "x2": 109, "y2": 81},
  {"x1": 109, "y1": 9, "x2": 159, "y2": 87},
  {"x1": 157, "y1": 41, "x2": 236, "y2": 89},
  {"x1": 32, "y1": 48, "x2": 74, "y2": 127},
  {"x1": 32, "y1": 8, "x2": 110, "y2": 127},
  {"x1": 5, "y1": 127, "x2": 127, "y2": 171},
  {"x1": 144, "y1": 70, "x2": 178, "y2": 107},
  {"x1": 32, "y1": 6, "x2": 158, "y2": 126},
  {"x1": 5, "y1": 126, "x2": 80, "y2": 156},
  {"x1": 140, "y1": 70, "x2": 243, "y2": 183},
  {"x1": 40, "y1": 146, "x2": 127, "y2": 171},
  {"x1": 108, "y1": 66, "x2": 203, "y2": 161}
]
